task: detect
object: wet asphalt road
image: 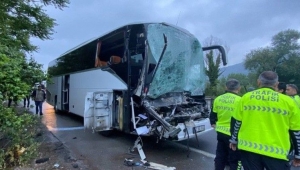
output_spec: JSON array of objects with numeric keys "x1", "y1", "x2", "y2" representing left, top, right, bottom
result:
[{"x1": 36, "y1": 102, "x2": 218, "y2": 170}]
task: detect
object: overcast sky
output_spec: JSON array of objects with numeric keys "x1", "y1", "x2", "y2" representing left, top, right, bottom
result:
[{"x1": 31, "y1": 0, "x2": 300, "y2": 70}]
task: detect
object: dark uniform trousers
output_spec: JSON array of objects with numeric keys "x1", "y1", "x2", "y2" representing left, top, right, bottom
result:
[
  {"x1": 240, "y1": 150, "x2": 290, "y2": 170},
  {"x1": 215, "y1": 132, "x2": 240, "y2": 170}
]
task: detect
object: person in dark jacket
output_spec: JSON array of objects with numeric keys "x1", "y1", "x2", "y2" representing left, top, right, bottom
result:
[
  {"x1": 277, "y1": 82, "x2": 287, "y2": 94},
  {"x1": 23, "y1": 89, "x2": 32, "y2": 108}
]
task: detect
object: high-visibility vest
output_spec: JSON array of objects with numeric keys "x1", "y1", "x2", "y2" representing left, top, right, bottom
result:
[
  {"x1": 213, "y1": 92, "x2": 241, "y2": 136},
  {"x1": 293, "y1": 95, "x2": 300, "y2": 108},
  {"x1": 233, "y1": 87, "x2": 300, "y2": 160}
]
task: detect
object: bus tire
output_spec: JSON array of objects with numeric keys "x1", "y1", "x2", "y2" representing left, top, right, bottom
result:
[{"x1": 54, "y1": 101, "x2": 59, "y2": 113}]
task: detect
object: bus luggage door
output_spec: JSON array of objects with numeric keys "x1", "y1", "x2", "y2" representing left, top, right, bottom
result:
[{"x1": 84, "y1": 91, "x2": 113, "y2": 132}]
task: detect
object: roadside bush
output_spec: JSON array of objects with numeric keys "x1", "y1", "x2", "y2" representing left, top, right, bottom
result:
[{"x1": 0, "y1": 105, "x2": 39, "y2": 169}]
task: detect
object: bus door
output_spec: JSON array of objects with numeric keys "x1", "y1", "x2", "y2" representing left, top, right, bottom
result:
[{"x1": 62, "y1": 75, "x2": 70, "y2": 111}]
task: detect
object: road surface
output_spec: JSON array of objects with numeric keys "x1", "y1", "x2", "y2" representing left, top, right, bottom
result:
[{"x1": 34, "y1": 102, "x2": 218, "y2": 170}]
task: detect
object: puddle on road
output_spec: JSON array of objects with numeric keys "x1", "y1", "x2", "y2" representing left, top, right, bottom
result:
[{"x1": 39, "y1": 102, "x2": 84, "y2": 132}]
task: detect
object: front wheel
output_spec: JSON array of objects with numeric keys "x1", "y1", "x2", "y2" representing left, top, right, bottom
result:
[{"x1": 54, "y1": 101, "x2": 59, "y2": 113}]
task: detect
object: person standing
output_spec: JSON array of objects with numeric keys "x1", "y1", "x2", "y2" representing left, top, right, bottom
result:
[
  {"x1": 23, "y1": 89, "x2": 31, "y2": 108},
  {"x1": 210, "y1": 79, "x2": 242, "y2": 170},
  {"x1": 286, "y1": 84, "x2": 300, "y2": 108},
  {"x1": 23, "y1": 95, "x2": 30, "y2": 108},
  {"x1": 31, "y1": 85, "x2": 46, "y2": 115},
  {"x1": 229, "y1": 71, "x2": 300, "y2": 170}
]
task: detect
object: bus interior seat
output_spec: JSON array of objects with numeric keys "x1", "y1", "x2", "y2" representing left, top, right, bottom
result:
[
  {"x1": 110, "y1": 55, "x2": 121, "y2": 64},
  {"x1": 99, "y1": 61, "x2": 108, "y2": 67}
]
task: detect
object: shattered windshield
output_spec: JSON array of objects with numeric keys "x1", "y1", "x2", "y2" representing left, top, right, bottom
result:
[{"x1": 146, "y1": 24, "x2": 206, "y2": 99}]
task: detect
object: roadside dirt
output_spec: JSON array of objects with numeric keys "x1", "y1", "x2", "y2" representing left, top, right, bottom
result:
[{"x1": 12, "y1": 107, "x2": 90, "y2": 170}]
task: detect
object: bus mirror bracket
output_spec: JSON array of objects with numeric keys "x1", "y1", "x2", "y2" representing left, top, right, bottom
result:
[{"x1": 202, "y1": 45, "x2": 227, "y2": 66}]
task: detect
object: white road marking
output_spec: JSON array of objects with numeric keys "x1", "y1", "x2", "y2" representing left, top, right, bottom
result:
[
  {"x1": 172, "y1": 128, "x2": 216, "y2": 158},
  {"x1": 185, "y1": 146, "x2": 216, "y2": 158}
]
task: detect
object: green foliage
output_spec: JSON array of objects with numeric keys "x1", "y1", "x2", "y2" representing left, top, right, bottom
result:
[
  {"x1": 214, "y1": 73, "x2": 258, "y2": 97},
  {"x1": 0, "y1": 0, "x2": 69, "y2": 168},
  {"x1": 0, "y1": 106, "x2": 39, "y2": 168},
  {"x1": 0, "y1": 52, "x2": 29, "y2": 101},
  {"x1": 205, "y1": 51, "x2": 223, "y2": 97},
  {"x1": 244, "y1": 47, "x2": 276, "y2": 74},
  {"x1": 244, "y1": 29, "x2": 300, "y2": 89},
  {"x1": 0, "y1": 0, "x2": 69, "y2": 52},
  {"x1": 272, "y1": 29, "x2": 300, "y2": 58},
  {"x1": 227, "y1": 73, "x2": 255, "y2": 95},
  {"x1": 21, "y1": 57, "x2": 47, "y2": 87}
]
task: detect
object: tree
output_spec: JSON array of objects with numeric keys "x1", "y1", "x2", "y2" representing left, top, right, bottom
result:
[
  {"x1": 244, "y1": 47, "x2": 276, "y2": 74},
  {"x1": 0, "y1": 1, "x2": 68, "y2": 167},
  {"x1": 0, "y1": 0, "x2": 69, "y2": 52},
  {"x1": 0, "y1": 0, "x2": 69, "y2": 102},
  {"x1": 21, "y1": 57, "x2": 47, "y2": 87},
  {"x1": 272, "y1": 29, "x2": 300, "y2": 58},
  {"x1": 244, "y1": 29, "x2": 300, "y2": 89},
  {"x1": 216, "y1": 73, "x2": 256, "y2": 96},
  {"x1": 205, "y1": 51, "x2": 222, "y2": 96},
  {"x1": 227, "y1": 73, "x2": 255, "y2": 94},
  {"x1": 0, "y1": 50, "x2": 29, "y2": 101},
  {"x1": 203, "y1": 36, "x2": 228, "y2": 97}
]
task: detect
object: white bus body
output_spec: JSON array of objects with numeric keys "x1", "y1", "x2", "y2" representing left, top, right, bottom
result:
[{"x1": 47, "y1": 23, "x2": 227, "y2": 141}]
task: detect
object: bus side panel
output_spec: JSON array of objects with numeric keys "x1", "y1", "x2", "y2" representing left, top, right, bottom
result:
[
  {"x1": 46, "y1": 77, "x2": 56, "y2": 106},
  {"x1": 68, "y1": 69, "x2": 127, "y2": 117},
  {"x1": 47, "y1": 76, "x2": 62, "y2": 110}
]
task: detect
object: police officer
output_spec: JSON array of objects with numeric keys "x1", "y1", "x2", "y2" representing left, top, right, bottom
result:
[
  {"x1": 229, "y1": 71, "x2": 300, "y2": 170},
  {"x1": 210, "y1": 79, "x2": 241, "y2": 170}
]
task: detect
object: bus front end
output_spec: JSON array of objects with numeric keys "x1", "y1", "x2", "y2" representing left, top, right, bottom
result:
[{"x1": 132, "y1": 23, "x2": 214, "y2": 141}]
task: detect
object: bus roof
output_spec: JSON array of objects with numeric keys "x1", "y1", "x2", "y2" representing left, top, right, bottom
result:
[{"x1": 50, "y1": 22, "x2": 193, "y2": 63}]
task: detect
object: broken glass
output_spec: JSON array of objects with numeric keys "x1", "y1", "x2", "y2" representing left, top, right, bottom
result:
[{"x1": 146, "y1": 24, "x2": 206, "y2": 98}]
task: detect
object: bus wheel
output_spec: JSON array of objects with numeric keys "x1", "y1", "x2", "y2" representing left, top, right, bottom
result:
[
  {"x1": 54, "y1": 101, "x2": 59, "y2": 113},
  {"x1": 98, "y1": 130, "x2": 114, "y2": 137},
  {"x1": 54, "y1": 96, "x2": 58, "y2": 113}
]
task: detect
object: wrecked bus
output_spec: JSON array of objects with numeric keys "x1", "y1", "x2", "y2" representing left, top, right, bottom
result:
[{"x1": 47, "y1": 22, "x2": 227, "y2": 141}]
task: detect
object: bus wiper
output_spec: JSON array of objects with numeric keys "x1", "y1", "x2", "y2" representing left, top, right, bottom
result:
[{"x1": 150, "y1": 33, "x2": 168, "y2": 81}]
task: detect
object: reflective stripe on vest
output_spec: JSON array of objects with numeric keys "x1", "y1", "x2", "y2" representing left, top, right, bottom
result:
[
  {"x1": 238, "y1": 139, "x2": 289, "y2": 160},
  {"x1": 215, "y1": 125, "x2": 230, "y2": 135},
  {"x1": 243, "y1": 105, "x2": 289, "y2": 116}
]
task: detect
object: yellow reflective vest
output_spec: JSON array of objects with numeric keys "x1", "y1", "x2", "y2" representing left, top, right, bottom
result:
[
  {"x1": 213, "y1": 92, "x2": 241, "y2": 136},
  {"x1": 293, "y1": 95, "x2": 300, "y2": 108},
  {"x1": 233, "y1": 88, "x2": 300, "y2": 160}
]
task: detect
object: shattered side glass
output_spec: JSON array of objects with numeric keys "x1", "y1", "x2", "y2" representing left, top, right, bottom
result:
[{"x1": 146, "y1": 24, "x2": 206, "y2": 99}]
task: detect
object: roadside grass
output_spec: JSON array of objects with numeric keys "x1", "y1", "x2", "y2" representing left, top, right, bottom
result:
[{"x1": 0, "y1": 105, "x2": 39, "y2": 169}]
